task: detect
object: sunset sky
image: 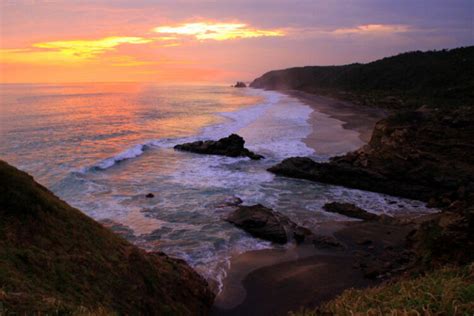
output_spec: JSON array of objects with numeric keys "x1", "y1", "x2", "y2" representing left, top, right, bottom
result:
[{"x1": 1, "y1": 0, "x2": 472, "y2": 83}]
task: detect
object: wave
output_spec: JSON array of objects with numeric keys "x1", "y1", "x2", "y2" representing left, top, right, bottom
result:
[{"x1": 80, "y1": 89, "x2": 283, "y2": 173}]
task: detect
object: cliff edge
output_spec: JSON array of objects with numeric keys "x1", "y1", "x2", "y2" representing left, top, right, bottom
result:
[{"x1": 0, "y1": 160, "x2": 214, "y2": 314}]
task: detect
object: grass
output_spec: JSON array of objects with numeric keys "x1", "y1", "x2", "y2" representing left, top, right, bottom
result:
[
  {"x1": 0, "y1": 160, "x2": 213, "y2": 314},
  {"x1": 290, "y1": 264, "x2": 474, "y2": 316}
]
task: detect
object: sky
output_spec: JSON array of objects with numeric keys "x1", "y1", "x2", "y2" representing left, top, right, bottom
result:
[{"x1": 0, "y1": 0, "x2": 472, "y2": 83}]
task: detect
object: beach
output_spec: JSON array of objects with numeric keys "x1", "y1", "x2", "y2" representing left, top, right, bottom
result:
[
  {"x1": 213, "y1": 217, "x2": 416, "y2": 315},
  {"x1": 211, "y1": 92, "x2": 398, "y2": 315}
]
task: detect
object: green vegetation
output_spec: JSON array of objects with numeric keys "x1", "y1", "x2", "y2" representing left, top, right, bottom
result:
[
  {"x1": 290, "y1": 264, "x2": 474, "y2": 316},
  {"x1": 0, "y1": 160, "x2": 213, "y2": 314},
  {"x1": 251, "y1": 46, "x2": 474, "y2": 109}
]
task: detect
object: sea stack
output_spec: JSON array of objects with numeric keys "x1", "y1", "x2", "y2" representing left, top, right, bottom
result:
[{"x1": 233, "y1": 81, "x2": 247, "y2": 88}]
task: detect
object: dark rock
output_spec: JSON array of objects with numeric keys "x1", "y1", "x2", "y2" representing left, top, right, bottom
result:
[
  {"x1": 293, "y1": 226, "x2": 313, "y2": 244},
  {"x1": 226, "y1": 204, "x2": 311, "y2": 244},
  {"x1": 268, "y1": 107, "x2": 474, "y2": 205},
  {"x1": 357, "y1": 239, "x2": 373, "y2": 246},
  {"x1": 408, "y1": 208, "x2": 474, "y2": 266},
  {"x1": 311, "y1": 235, "x2": 344, "y2": 249},
  {"x1": 174, "y1": 134, "x2": 264, "y2": 160},
  {"x1": 234, "y1": 81, "x2": 247, "y2": 88},
  {"x1": 323, "y1": 202, "x2": 380, "y2": 221},
  {"x1": 145, "y1": 193, "x2": 154, "y2": 198},
  {"x1": 364, "y1": 266, "x2": 382, "y2": 279}
]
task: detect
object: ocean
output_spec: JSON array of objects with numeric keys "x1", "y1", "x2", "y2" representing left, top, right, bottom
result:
[{"x1": 0, "y1": 83, "x2": 433, "y2": 291}]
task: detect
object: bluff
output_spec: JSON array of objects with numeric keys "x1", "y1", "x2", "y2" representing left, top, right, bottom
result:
[
  {"x1": 0, "y1": 160, "x2": 214, "y2": 314},
  {"x1": 250, "y1": 46, "x2": 474, "y2": 109}
]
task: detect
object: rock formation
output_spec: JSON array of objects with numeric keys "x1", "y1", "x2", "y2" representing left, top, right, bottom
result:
[
  {"x1": 226, "y1": 204, "x2": 312, "y2": 244},
  {"x1": 323, "y1": 202, "x2": 381, "y2": 221},
  {"x1": 174, "y1": 134, "x2": 264, "y2": 160},
  {"x1": 234, "y1": 81, "x2": 247, "y2": 88}
]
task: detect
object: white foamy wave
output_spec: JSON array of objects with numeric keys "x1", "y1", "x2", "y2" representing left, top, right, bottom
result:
[
  {"x1": 200, "y1": 90, "x2": 280, "y2": 140},
  {"x1": 79, "y1": 89, "x2": 282, "y2": 173},
  {"x1": 93, "y1": 143, "x2": 148, "y2": 170}
]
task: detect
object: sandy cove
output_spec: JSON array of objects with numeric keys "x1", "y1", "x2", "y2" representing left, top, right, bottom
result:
[{"x1": 211, "y1": 93, "x2": 399, "y2": 315}]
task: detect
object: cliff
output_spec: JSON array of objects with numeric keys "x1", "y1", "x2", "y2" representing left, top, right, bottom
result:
[
  {"x1": 0, "y1": 160, "x2": 214, "y2": 314},
  {"x1": 250, "y1": 46, "x2": 474, "y2": 109},
  {"x1": 257, "y1": 47, "x2": 474, "y2": 314}
]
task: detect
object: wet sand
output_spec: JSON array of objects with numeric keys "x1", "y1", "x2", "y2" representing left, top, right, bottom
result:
[
  {"x1": 288, "y1": 90, "x2": 388, "y2": 153},
  {"x1": 212, "y1": 219, "x2": 414, "y2": 315}
]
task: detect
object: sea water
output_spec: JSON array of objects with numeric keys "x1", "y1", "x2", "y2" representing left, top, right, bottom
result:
[{"x1": 0, "y1": 83, "x2": 433, "y2": 292}]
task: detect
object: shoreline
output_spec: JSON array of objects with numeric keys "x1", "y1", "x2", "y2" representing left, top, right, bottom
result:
[
  {"x1": 286, "y1": 90, "x2": 387, "y2": 150},
  {"x1": 212, "y1": 218, "x2": 416, "y2": 315},
  {"x1": 211, "y1": 91, "x2": 397, "y2": 314}
]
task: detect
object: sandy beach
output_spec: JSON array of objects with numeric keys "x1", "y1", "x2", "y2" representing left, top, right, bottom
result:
[
  {"x1": 212, "y1": 94, "x2": 395, "y2": 315},
  {"x1": 290, "y1": 90, "x2": 387, "y2": 154}
]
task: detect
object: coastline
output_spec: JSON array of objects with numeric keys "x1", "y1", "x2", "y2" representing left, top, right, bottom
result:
[
  {"x1": 212, "y1": 218, "x2": 416, "y2": 315},
  {"x1": 212, "y1": 91, "x2": 398, "y2": 315},
  {"x1": 287, "y1": 90, "x2": 387, "y2": 151}
]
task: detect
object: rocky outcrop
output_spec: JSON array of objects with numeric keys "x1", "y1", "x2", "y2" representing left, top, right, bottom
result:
[
  {"x1": 0, "y1": 160, "x2": 214, "y2": 314},
  {"x1": 268, "y1": 106, "x2": 474, "y2": 273},
  {"x1": 408, "y1": 204, "x2": 474, "y2": 267},
  {"x1": 269, "y1": 107, "x2": 474, "y2": 206},
  {"x1": 226, "y1": 204, "x2": 312, "y2": 244},
  {"x1": 323, "y1": 202, "x2": 381, "y2": 221},
  {"x1": 234, "y1": 81, "x2": 247, "y2": 88},
  {"x1": 174, "y1": 134, "x2": 264, "y2": 160}
]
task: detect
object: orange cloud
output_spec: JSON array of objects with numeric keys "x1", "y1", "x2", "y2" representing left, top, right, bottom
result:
[
  {"x1": 1, "y1": 36, "x2": 153, "y2": 65},
  {"x1": 153, "y1": 22, "x2": 285, "y2": 41},
  {"x1": 0, "y1": 20, "x2": 287, "y2": 83}
]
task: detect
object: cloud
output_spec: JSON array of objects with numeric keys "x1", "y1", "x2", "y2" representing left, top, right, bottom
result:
[
  {"x1": 1, "y1": 36, "x2": 153, "y2": 65},
  {"x1": 33, "y1": 36, "x2": 153, "y2": 59},
  {"x1": 331, "y1": 24, "x2": 410, "y2": 35},
  {"x1": 153, "y1": 22, "x2": 284, "y2": 41}
]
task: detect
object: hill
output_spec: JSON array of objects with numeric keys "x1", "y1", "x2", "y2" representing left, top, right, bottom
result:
[
  {"x1": 250, "y1": 46, "x2": 474, "y2": 109},
  {"x1": 0, "y1": 160, "x2": 214, "y2": 314}
]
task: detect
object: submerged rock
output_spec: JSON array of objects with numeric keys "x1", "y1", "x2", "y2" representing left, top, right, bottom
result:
[
  {"x1": 174, "y1": 134, "x2": 264, "y2": 160},
  {"x1": 145, "y1": 193, "x2": 154, "y2": 198},
  {"x1": 226, "y1": 204, "x2": 312, "y2": 244},
  {"x1": 323, "y1": 202, "x2": 381, "y2": 221}
]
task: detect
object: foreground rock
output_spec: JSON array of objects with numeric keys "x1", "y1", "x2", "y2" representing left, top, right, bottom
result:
[
  {"x1": 0, "y1": 160, "x2": 214, "y2": 314},
  {"x1": 269, "y1": 107, "x2": 474, "y2": 206},
  {"x1": 174, "y1": 134, "x2": 264, "y2": 160},
  {"x1": 323, "y1": 202, "x2": 380, "y2": 221},
  {"x1": 226, "y1": 204, "x2": 311, "y2": 244}
]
